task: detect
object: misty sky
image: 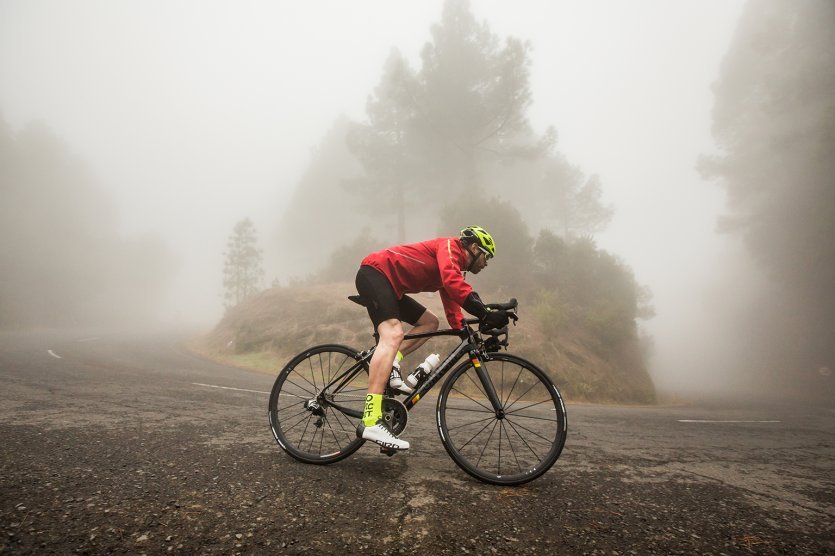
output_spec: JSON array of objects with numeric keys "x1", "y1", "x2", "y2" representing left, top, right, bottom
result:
[{"x1": 0, "y1": 0, "x2": 749, "y2": 393}]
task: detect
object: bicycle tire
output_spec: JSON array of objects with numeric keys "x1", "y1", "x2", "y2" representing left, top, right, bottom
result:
[
  {"x1": 437, "y1": 353, "x2": 567, "y2": 485},
  {"x1": 268, "y1": 344, "x2": 368, "y2": 464}
]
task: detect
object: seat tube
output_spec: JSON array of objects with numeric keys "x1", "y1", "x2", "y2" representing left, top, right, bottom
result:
[{"x1": 471, "y1": 353, "x2": 503, "y2": 413}]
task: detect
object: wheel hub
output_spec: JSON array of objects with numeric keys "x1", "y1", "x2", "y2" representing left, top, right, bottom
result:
[{"x1": 304, "y1": 398, "x2": 325, "y2": 416}]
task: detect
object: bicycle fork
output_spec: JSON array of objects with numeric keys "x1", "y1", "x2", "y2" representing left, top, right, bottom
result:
[{"x1": 469, "y1": 353, "x2": 505, "y2": 416}]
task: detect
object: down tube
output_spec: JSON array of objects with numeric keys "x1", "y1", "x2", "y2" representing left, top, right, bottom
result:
[{"x1": 403, "y1": 342, "x2": 472, "y2": 410}]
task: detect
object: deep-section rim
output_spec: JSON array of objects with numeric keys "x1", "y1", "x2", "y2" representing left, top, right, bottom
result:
[
  {"x1": 268, "y1": 344, "x2": 367, "y2": 464},
  {"x1": 436, "y1": 352, "x2": 567, "y2": 485}
]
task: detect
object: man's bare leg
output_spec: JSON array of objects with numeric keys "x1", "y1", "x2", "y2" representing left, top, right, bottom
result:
[
  {"x1": 368, "y1": 318, "x2": 404, "y2": 394},
  {"x1": 398, "y1": 310, "x2": 439, "y2": 357},
  {"x1": 358, "y1": 318, "x2": 410, "y2": 450}
]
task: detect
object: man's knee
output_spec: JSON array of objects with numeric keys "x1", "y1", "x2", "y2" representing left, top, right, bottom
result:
[
  {"x1": 378, "y1": 319, "x2": 405, "y2": 346},
  {"x1": 420, "y1": 310, "x2": 440, "y2": 331}
]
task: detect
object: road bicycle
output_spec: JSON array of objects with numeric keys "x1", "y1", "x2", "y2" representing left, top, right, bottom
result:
[{"x1": 267, "y1": 298, "x2": 568, "y2": 485}]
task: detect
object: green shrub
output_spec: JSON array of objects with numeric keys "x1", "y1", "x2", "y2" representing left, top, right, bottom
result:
[
  {"x1": 533, "y1": 289, "x2": 567, "y2": 336},
  {"x1": 585, "y1": 301, "x2": 636, "y2": 350},
  {"x1": 532, "y1": 229, "x2": 651, "y2": 353}
]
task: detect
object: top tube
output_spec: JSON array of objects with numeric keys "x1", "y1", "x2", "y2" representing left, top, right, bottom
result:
[{"x1": 403, "y1": 327, "x2": 469, "y2": 342}]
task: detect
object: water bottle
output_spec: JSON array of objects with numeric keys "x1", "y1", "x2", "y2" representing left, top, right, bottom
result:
[{"x1": 406, "y1": 353, "x2": 441, "y2": 389}]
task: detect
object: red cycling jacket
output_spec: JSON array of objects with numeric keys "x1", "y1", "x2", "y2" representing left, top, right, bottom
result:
[{"x1": 361, "y1": 237, "x2": 473, "y2": 328}]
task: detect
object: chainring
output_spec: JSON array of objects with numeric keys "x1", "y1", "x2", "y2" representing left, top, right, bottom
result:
[{"x1": 381, "y1": 397, "x2": 408, "y2": 435}]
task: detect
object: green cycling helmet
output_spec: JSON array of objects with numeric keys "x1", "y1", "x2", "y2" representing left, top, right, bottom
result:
[{"x1": 460, "y1": 225, "x2": 496, "y2": 259}]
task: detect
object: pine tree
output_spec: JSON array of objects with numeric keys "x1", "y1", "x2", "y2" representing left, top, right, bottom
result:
[
  {"x1": 222, "y1": 218, "x2": 264, "y2": 309},
  {"x1": 542, "y1": 155, "x2": 613, "y2": 238},
  {"x1": 346, "y1": 0, "x2": 546, "y2": 239}
]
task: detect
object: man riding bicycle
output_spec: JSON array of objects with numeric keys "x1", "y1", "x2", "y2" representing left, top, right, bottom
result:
[{"x1": 354, "y1": 225, "x2": 510, "y2": 450}]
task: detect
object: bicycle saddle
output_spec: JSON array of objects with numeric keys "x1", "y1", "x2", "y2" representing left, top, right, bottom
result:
[{"x1": 348, "y1": 295, "x2": 368, "y2": 307}]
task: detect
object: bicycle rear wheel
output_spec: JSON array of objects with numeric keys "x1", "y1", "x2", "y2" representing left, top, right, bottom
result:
[
  {"x1": 268, "y1": 344, "x2": 368, "y2": 464},
  {"x1": 437, "y1": 353, "x2": 567, "y2": 485}
]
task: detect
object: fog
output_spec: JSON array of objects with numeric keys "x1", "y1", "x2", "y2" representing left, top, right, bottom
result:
[{"x1": 2, "y1": 0, "x2": 831, "y2": 400}]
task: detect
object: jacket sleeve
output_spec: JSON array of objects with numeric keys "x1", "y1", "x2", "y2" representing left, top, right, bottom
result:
[
  {"x1": 436, "y1": 239, "x2": 474, "y2": 329},
  {"x1": 439, "y1": 289, "x2": 465, "y2": 329},
  {"x1": 436, "y1": 239, "x2": 473, "y2": 305}
]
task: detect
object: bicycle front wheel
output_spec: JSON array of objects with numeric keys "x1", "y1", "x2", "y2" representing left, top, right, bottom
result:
[
  {"x1": 437, "y1": 353, "x2": 567, "y2": 485},
  {"x1": 268, "y1": 344, "x2": 368, "y2": 464}
]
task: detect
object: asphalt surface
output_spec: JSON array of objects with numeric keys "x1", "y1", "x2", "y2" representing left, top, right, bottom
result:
[{"x1": 0, "y1": 329, "x2": 832, "y2": 555}]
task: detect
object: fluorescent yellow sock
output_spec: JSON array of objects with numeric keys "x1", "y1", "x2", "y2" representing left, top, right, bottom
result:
[{"x1": 363, "y1": 393, "x2": 383, "y2": 426}]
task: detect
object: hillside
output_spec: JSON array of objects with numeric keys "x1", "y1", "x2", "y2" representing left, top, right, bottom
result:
[{"x1": 194, "y1": 283, "x2": 656, "y2": 404}]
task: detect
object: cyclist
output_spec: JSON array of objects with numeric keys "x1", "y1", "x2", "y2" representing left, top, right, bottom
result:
[{"x1": 353, "y1": 225, "x2": 510, "y2": 450}]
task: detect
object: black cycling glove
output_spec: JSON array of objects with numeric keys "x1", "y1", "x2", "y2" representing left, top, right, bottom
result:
[
  {"x1": 462, "y1": 291, "x2": 488, "y2": 320},
  {"x1": 480, "y1": 309, "x2": 509, "y2": 332},
  {"x1": 462, "y1": 292, "x2": 511, "y2": 331}
]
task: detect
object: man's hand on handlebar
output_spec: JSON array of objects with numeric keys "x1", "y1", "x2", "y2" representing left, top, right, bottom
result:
[
  {"x1": 479, "y1": 308, "x2": 510, "y2": 333},
  {"x1": 462, "y1": 297, "x2": 518, "y2": 332}
]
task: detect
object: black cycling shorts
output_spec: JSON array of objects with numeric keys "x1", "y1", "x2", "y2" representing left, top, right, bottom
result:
[{"x1": 355, "y1": 265, "x2": 427, "y2": 330}]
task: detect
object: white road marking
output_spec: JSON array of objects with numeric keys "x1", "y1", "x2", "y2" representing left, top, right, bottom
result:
[
  {"x1": 677, "y1": 419, "x2": 781, "y2": 423},
  {"x1": 47, "y1": 350, "x2": 62, "y2": 359},
  {"x1": 192, "y1": 382, "x2": 270, "y2": 395},
  {"x1": 76, "y1": 336, "x2": 101, "y2": 342}
]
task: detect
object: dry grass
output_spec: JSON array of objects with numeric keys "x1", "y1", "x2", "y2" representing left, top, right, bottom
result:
[{"x1": 190, "y1": 283, "x2": 656, "y2": 404}]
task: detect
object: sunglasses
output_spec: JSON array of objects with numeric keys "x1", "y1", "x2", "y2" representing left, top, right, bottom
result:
[{"x1": 476, "y1": 246, "x2": 493, "y2": 260}]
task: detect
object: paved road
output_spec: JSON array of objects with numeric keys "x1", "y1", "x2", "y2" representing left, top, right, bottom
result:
[{"x1": 0, "y1": 329, "x2": 832, "y2": 554}]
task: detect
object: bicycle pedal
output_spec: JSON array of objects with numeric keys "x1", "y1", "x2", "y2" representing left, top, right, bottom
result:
[{"x1": 380, "y1": 447, "x2": 397, "y2": 457}]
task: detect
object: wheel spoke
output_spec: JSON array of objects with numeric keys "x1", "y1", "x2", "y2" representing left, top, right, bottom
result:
[
  {"x1": 298, "y1": 413, "x2": 314, "y2": 446},
  {"x1": 326, "y1": 353, "x2": 353, "y2": 387},
  {"x1": 279, "y1": 407, "x2": 312, "y2": 430},
  {"x1": 476, "y1": 420, "x2": 500, "y2": 468},
  {"x1": 444, "y1": 404, "x2": 495, "y2": 416},
  {"x1": 505, "y1": 415, "x2": 555, "y2": 449},
  {"x1": 445, "y1": 414, "x2": 496, "y2": 432},
  {"x1": 457, "y1": 418, "x2": 496, "y2": 451},
  {"x1": 463, "y1": 370, "x2": 489, "y2": 400},
  {"x1": 290, "y1": 368, "x2": 319, "y2": 395},
  {"x1": 503, "y1": 379, "x2": 541, "y2": 412},
  {"x1": 506, "y1": 398, "x2": 560, "y2": 418},
  {"x1": 317, "y1": 353, "x2": 328, "y2": 394},
  {"x1": 277, "y1": 390, "x2": 311, "y2": 401},
  {"x1": 500, "y1": 420, "x2": 523, "y2": 473},
  {"x1": 505, "y1": 413, "x2": 559, "y2": 425},
  {"x1": 500, "y1": 364, "x2": 524, "y2": 408},
  {"x1": 497, "y1": 416, "x2": 503, "y2": 475},
  {"x1": 306, "y1": 357, "x2": 319, "y2": 392},
  {"x1": 332, "y1": 409, "x2": 356, "y2": 436},
  {"x1": 306, "y1": 414, "x2": 322, "y2": 453},
  {"x1": 450, "y1": 386, "x2": 494, "y2": 413},
  {"x1": 318, "y1": 418, "x2": 325, "y2": 454},
  {"x1": 323, "y1": 410, "x2": 344, "y2": 451}
]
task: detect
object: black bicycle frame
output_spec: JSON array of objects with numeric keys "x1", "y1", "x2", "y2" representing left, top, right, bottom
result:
[
  {"x1": 319, "y1": 322, "x2": 503, "y2": 419},
  {"x1": 400, "y1": 327, "x2": 482, "y2": 410}
]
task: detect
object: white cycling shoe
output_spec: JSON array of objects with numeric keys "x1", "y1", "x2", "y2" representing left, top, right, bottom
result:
[
  {"x1": 357, "y1": 420, "x2": 410, "y2": 450},
  {"x1": 389, "y1": 365, "x2": 414, "y2": 395}
]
